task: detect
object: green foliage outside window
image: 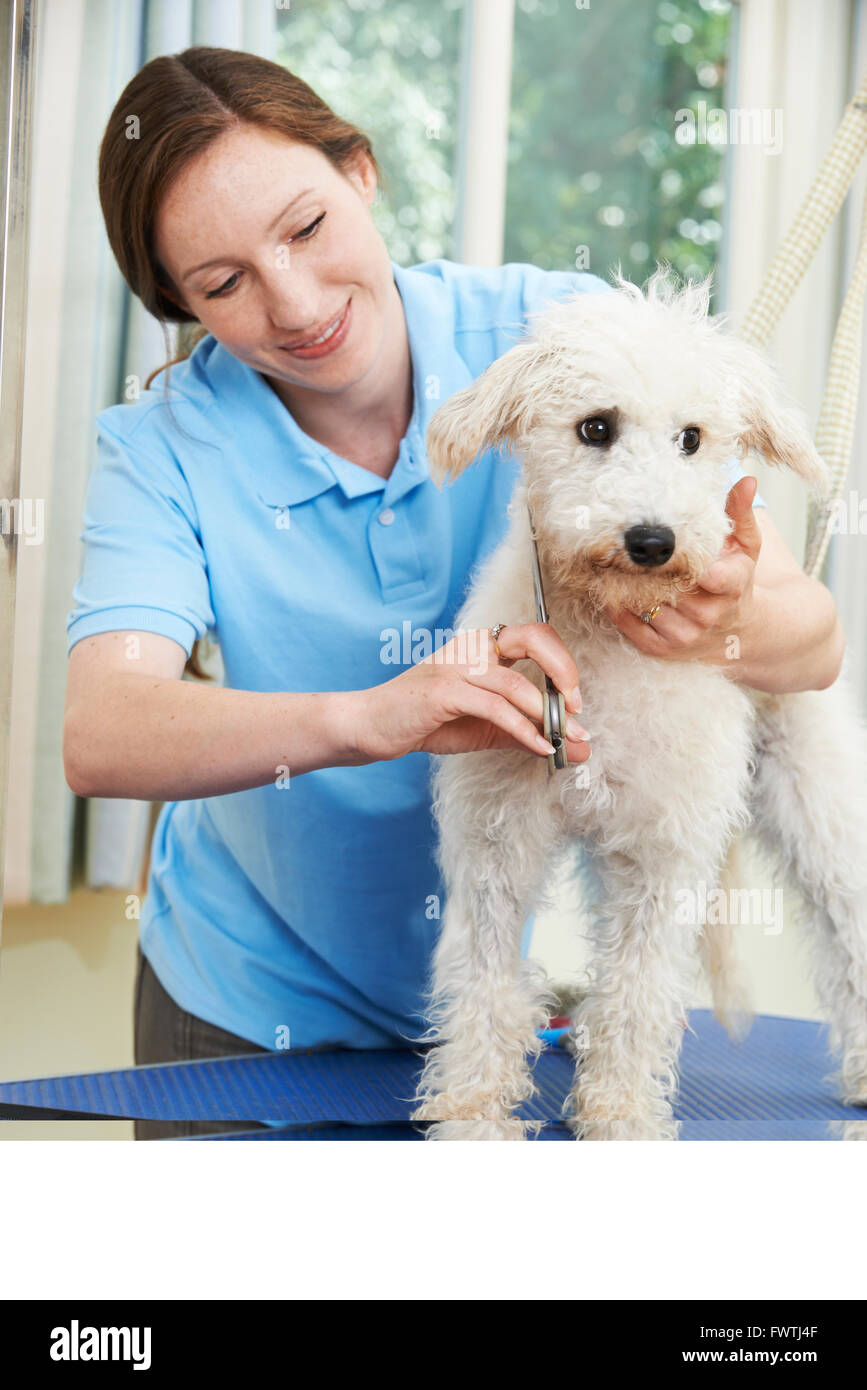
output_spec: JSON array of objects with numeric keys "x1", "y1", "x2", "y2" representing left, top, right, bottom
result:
[{"x1": 506, "y1": 0, "x2": 734, "y2": 298}]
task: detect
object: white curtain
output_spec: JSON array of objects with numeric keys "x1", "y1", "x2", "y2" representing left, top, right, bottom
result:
[{"x1": 4, "y1": 0, "x2": 275, "y2": 905}]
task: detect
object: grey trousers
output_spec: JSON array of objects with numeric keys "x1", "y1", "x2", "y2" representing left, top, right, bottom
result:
[{"x1": 133, "y1": 941, "x2": 271, "y2": 1140}]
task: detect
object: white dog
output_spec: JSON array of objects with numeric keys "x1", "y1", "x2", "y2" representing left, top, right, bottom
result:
[{"x1": 410, "y1": 266, "x2": 867, "y2": 1140}]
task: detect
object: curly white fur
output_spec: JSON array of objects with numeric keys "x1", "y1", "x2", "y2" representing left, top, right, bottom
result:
[{"x1": 410, "y1": 265, "x2": 867, "y2": 1140}]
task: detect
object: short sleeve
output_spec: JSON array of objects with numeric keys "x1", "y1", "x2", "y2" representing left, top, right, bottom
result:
[
  {"x1": 521, "y1": 265, "x2": 612, "y2": 319},
  {"x1": 66, "y1": 418, "x2": 216, "y2": 658}
]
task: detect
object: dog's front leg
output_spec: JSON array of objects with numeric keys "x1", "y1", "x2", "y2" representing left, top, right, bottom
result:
[
  {"x1": 411, "y1": 760, "x2": 559, "y2": 1140},
  {"x1": 566, "y1": 853, "x2": 705, "y2": 1141},
  {"x1": 411, "y1": 886, "x2": 553, "y2": 1140}
]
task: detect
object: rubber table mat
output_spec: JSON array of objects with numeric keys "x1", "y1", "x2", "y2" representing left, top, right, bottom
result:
[{"x1": 1, "y1": 1011, "x2": 865, "y2": 1139}]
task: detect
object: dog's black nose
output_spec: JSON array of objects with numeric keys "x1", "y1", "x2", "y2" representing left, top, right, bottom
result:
[{"x1": 623, "y1": 525, "x2": 676, "y2": 567}]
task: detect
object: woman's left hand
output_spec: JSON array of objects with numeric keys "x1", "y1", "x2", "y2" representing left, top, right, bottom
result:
[{"x1": 602, "y1": 476, "x2": 763, "y2": 663}]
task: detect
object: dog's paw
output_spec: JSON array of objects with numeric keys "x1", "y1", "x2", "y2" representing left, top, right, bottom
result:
[
  {"x1": 565, "y1": 1109, "x2": 680, "y2": 1141},
  {"x1": 837, "y1": 1053, "x2": 867, "y2": 1108},
  {"x1": 830, "y1": 1119, "x2": 867, "y2": 1141},
  {"x1": 423, "y1": 1117, "x2": 529, "y2": 1141},
  {"x1": 842, "y1": 1088, "x2": 867, "y2": 1110},
  {"x1": 411, "y1": 1087, "x2": 529, "y2": 1126}
]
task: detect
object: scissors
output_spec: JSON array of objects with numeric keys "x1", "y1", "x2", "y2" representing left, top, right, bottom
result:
[{"x1": 528, "y1": 505, "x2": 569, "y2": 776}]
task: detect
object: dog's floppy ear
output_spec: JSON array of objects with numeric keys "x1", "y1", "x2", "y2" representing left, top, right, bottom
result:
[
  {"x1": 425, "y1": 340, "x2": 549, "y2": 487},
  {"x1": 723, "y1": 336, "x2": 829, "y2": 492}
]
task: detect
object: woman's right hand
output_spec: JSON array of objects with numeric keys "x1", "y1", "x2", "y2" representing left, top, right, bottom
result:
[{"x1": 351, "y1": 624, "x2": 591, "y2": 763}]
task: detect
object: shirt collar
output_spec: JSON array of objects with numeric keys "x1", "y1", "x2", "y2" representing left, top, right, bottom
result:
[{"x1": 196, "y1": 258, "x2": 475, "y2": 508}]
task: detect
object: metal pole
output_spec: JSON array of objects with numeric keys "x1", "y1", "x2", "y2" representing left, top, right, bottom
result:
[{"x1": 0, "y1": 0, "x2": 37, "y2": 946}]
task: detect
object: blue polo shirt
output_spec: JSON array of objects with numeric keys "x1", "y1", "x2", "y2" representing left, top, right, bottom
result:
[{"x1": 67, "y1": 257, "x2": 767, "y2": 1054}]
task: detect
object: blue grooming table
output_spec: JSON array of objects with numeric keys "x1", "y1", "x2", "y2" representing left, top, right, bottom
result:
[{"x1": 0, "y1": 1011, "x2": 864, "y2": 1139}]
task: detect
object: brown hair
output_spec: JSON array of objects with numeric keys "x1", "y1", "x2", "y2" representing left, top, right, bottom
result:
[{"x1": 97, "y1": 46, "x2": 383, "y2": 681}]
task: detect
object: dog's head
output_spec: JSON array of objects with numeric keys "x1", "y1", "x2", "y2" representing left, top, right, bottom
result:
[{"x1": 426, "y1": 264, "x2": 828, "y2": 614}]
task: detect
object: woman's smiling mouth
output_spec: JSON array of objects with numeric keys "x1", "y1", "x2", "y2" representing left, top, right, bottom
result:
[{"x1": 279, "y1": 299, "x2": 352, "y2": 359}]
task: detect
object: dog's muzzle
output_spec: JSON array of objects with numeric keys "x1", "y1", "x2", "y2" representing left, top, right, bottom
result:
[{"x1": 623, "y1": 524, "x2": 676, "y2": 567}]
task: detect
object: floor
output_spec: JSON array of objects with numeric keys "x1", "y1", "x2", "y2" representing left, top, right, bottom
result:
[{"x1": 0, "y1": 887, "x2": 135, "y2": 1139}]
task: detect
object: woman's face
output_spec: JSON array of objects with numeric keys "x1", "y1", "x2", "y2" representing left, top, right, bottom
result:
[{"x1": 153, "y1": 124, "x2": 393, "y2": 395}]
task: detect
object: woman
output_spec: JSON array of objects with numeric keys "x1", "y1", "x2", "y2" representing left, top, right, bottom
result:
[{"x1": 63, "y1": 48, "x2": 843, "y2": 1139}]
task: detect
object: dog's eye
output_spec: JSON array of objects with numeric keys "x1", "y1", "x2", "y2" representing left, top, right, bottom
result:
[
  {"x1": 679, "y1": 426, "x2": 701, "y2": 455},
  {"x1": 578, "y1": 416, "x2": 611, "y2": 446}
]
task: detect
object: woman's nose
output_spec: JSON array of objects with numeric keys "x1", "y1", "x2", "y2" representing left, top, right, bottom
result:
[{"x1": 259, "y1": 264, "x2": 322, "y2": 334}]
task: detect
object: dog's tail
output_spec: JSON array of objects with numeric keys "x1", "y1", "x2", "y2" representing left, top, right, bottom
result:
[{"x1": 700, "y1": 835, "x2": 754, "y2": 1043}]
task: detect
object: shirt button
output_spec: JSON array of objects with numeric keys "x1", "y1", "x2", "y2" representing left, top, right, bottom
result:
[{"x1": 378, "y1": 508, "x2": 395, "y2": 525}]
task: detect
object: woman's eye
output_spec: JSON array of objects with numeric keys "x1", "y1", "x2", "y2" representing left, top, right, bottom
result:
[
  {"x1": 294, "y1": 212, "x2": 326, "y2": 241},
  {"x1": 204, "y1": 214, "x2": 326, "y2": 300},
  {"x1": 206, "y1": 273, "x2": 239, "y2": 300},
  {"x1": 679, "y1": 426, "x2": 701, "y2": 454},
  {"x1": 577, "y1": 416, "x2": 611, "y2": 446}
]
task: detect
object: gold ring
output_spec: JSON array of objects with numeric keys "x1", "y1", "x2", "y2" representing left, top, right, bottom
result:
[
  {"x1": 640, "y1": 605, "x2": 661, "y2": 625},
  {"x1": 490, "y1": 622, "x2": 507, "y2": 658}
]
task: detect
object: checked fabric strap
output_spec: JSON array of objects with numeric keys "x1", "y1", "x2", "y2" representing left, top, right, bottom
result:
[{"x1": 737, "y1": 73, "x2": 867, "y2": 580}]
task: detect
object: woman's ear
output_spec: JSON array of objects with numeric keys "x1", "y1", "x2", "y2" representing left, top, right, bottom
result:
[
  {"x1": 426, "y1": 340, "x2": 549, "y2": 487},
  {"x1": 727, "y1": 338, "x2": 829, "y2": 493}
]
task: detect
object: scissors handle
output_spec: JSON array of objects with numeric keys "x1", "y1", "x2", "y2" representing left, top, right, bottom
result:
[{"x1": 542, "y1": 683, "x2": 569, "y2": 776}]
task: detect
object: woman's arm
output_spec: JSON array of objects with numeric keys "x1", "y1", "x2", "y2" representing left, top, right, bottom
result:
[
  {"x1": 63, "y1": 631, "x2": 367, "y2": 800},
  {"x1": 601, "y1": 476, "x2": 845, "y2": 694},
  {"x1": 727, "y1": 509, "x2": 844, "y2": 693},
  {"x1": 63, "y1": 625, "x2": 590, "y2": 801}
]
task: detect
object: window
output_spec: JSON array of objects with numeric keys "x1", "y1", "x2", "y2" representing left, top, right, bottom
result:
[{"x1": 505, "y1": 0, "x2": 737, "y2": 301}]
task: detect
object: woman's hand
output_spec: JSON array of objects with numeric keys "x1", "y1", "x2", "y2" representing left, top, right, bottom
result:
[
  {"x1": 602, "y1": 476, "x2": 762, "y2": 663},
  {"x1": 351, "y1": 623, "x2": 591, "y2": 762}
]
